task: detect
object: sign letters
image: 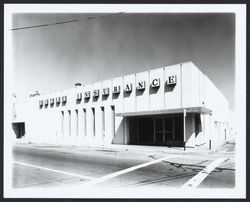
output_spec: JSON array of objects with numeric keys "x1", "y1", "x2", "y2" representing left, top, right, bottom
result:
[
  {"x1": 167, "y1": 75, "x2": 177, "y2": 85},
  {"x1": 137, "y1": 81, "x2": 145, "y2": 90},
  {"x1": 84, "y1": 91, "x2": 90, "y2": 98},
  {"x1": 102, "y1": 88, "x2": 109, "y2": 95},
  {"x1": 124, "y1": 84, "x2": 132, "y2": 92},
  {"x1": 113, "y1": 86, "x2": 120, "y2": 94},
  {"x1": 50, "y1": 98, "x2": 54, "y2": 104},
  {"x1": 56, "y1": 97, "x2": 61, "y2": 103},
  {"x1": 77, "y1": 93, "x2": 82, "y2": 99},
  {"x1": 93, "y1": 90, "x2": 99, "y2": 97},
  {"x1": 151, "y1": 78, "x2": 160, "y2": 87},
  {"x1": 62, "y1": 96, "x2": 67, "y2": 102},
  {"x1": 40, "y1": 75, "x2": 178, "y2": 110}
]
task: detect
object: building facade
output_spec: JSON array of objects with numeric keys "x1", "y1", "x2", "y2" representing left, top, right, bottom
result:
[{"x1": 12, "y1": 62, "x2": 232, "y2": 149}]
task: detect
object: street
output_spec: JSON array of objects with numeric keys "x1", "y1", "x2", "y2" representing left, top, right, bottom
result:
[{"x1": 12, "y1": 142, "x2": 235, "y2": 190}]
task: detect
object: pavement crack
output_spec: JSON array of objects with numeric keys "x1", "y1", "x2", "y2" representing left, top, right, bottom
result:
[{"x1": 119, "y1": 171, "x2": 197, "y2": 188}]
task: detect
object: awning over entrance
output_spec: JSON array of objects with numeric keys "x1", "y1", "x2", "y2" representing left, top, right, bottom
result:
[{"x1": 116, "y1": 107, "x2": 212, "y2": 117}]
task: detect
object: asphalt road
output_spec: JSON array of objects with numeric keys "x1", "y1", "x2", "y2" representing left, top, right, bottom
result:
[{"x1": 12, "y1": 144, "x2": 235, "y2": 190}]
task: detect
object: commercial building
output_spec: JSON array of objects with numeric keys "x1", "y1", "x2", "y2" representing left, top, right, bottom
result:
[{"x1": 12, "y1": 61, "x2": 232, "y2": 149}]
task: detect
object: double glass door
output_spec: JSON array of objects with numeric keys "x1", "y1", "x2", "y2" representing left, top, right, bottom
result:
[{"x1": 154, "y1": 117, "x2": 174, "y2": 144}]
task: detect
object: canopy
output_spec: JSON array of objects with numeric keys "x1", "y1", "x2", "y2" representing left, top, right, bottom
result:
[{"x1": 115, "y1": 107, "x2": 212, "y2": 117}]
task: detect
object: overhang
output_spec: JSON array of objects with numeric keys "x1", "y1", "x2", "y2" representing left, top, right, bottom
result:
[{"x1": 115, "y1": 107, "x2": 212, "y2": 117}]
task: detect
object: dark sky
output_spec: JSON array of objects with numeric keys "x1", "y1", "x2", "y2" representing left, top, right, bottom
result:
[{"x1": 12, "y1": 13, "x2": 235, "y2": 109}]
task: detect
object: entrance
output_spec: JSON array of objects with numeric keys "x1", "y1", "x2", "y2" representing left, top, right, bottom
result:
[
  {"x1": 129, "y1": 114, "x2": 184, "y2": 147},
  {"x1": 154, "y1": 117, "x2": 174, "y2": 145}
]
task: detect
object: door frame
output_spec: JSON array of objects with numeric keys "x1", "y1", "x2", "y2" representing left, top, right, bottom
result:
[{"x1": 153, "y1": 116, "x2": 175, "y2": 145}]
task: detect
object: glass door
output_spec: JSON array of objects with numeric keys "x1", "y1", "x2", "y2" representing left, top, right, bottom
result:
[
  {"x1": 154, "y1": 118, "x2": 164, "y2": 144},
  {"x1": 164, "y1": 117, "x2": 174, "y2": 144},
  {"x1": 154, "y1": 117, "x2": 174, "y2": 145}
]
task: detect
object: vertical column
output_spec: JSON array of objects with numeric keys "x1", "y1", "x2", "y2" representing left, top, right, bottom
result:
[
  {"x1": 124, "y1": 118, "x2": 127, "y2": 145},
  {"x1": 183, "y1": 109, "x2": 186, "y2": 150},
  {"x1": 92, "y1": 108, "x2": 95, "y2": 138},
  {"x1": 203, "y1": 114, "x2": 206, "y2": 144},
  {"x1": 50, "y1": 110, "x2": 56, "y2": 142},
  {"x1": 55, "y1": 111, "x2": 60, "y2": 143},
  {"x1": 101, "y1": 106, "x2": 105, "y2": 142},
  {"x1": 77, "y1": 108, "x2": 83, "y2": 145},
  {"x1": 76, "y1": 110, "x2": 79, "y2": 138},
  {"x1": 68, "y1": 110, "x2": 71, "y2": 140},
  {"x1": 153, "y1": 118, "x2": 156, "y2": 143},
  {"x1": 83, "y1": 108, "x2": 87, "y2": 138},
  {"x1": 61, "y1": 111, "x2": 64, "y2": 138},
  {"x1": 63, "y1": 110, "x2": 68, "y2": 144},
  {"x1": 70, "y1": 109, "x2": 77, "y2": 144},
  {"x1": 173, "y1": 117, "x2": 175, "y2": 140},
  {"x1": 89, "y1": 107, "x2": 95, "y2": 145},
  {"x1": 209, "y1": 114, "x2": 211, "y2": 150},
  {"x1": 110, "y1": 106, "x2": 115, "y2": 141}
]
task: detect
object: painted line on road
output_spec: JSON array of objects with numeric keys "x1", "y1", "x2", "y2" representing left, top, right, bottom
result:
[
  {"x1": 13, "y1": 161, "x2": 95, "y2": 180},
  {"x1": 182, "y1": 157, "x2": 227, "y2": 188},
  {"x1": 83, "y1": 155, "x2": 176, "y2": 186}
]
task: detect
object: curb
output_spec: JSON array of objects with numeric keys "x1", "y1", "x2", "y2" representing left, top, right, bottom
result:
[{"x1": 12, "y1": 140, "x2": 234, "y2": 157}]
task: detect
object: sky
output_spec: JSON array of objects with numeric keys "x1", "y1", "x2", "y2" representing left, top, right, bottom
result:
[{"x1": 11, "y1": 13, "x2": 235, "y2": 109}]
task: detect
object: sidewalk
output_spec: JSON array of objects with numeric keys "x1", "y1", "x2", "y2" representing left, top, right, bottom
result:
[{"x1": 12, "y1": 137, "x2": 235, "y2": 157}]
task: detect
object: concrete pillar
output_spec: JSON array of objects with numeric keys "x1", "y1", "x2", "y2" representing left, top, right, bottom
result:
[
  {"x1": 124, "y1": 117, "x2": 129, "y2": 145},
  {"x1": 110, "y1": 106, "x2": 115, "y2": 142},
  {"x1": 70, "y1": 110, "x2": 74, "y2": 144},
  {"x1": 63, "y1": 110, "x2": 71, "y2": 144},
  {"x1": 183, "y1": 110, "x2": 186, "y2": 150},
  {"x1": 78, "y1": 109, "x2": 84, "y2": 145},
  {"x1": 83, "y1": 109, "x2": 87, "y2": 143},
  {"x1": 86, "y1": 108, "x2": 94, "y2": 145},
  {"x1": 209, "y1": 114, "x2": 211, "y2": 150},
  {"x1": 70, "y1": 109, "x2": 78, "y2": 144},
  {"x1": 95, "y1": 107, "x2": 102, "y2": 145},
  {"x1": 60, "y1": 111, "x2": 64, "y2": 138},
  {"x1": 185, "y1": 113, "x2": 196, "y2": 148},
  {"x1": 55, "y1": 111, "x2": 61, "y2": 143},
  {"x1": 68, "y1": 110, "x2": 71, "y2": 139},
  {"x1": 103, "y1": 106, "x2": 109, "y2": 145},
  {"x1": 92, "y1": 108, "x2": 95, "y2": 142}
]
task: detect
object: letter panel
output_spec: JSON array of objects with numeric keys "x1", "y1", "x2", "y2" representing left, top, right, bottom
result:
[
  {"x1": 149, "y1": 68, "x2": 164, "y2": 110},
  {"x1": 164, "y1": 64, "x2": 181, "y2": 109},
  {"x1": 112, "y1": 77, "x2": 123, "y2": 113},
  {"x1": 123, "y1": 74, "x2": 136, "y2": 112},
  {"x1": 136, "y1": 71, "x2": 149, "y2": 111}
]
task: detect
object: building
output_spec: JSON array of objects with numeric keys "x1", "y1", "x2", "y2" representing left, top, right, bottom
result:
[{"x1": 12, "y1": 61, "x2": 232, "y2": 149}]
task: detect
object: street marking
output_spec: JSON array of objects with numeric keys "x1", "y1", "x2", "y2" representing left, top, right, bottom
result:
[
  {"x1": 182, "y1": 157, "x2": 226, "y2": 188},
  {"x1": 83, "y1": 155, "x2": 176, "y2": 186},
  {"x1": 13, "y1": 161, "x2": 95, "y2": 180}
]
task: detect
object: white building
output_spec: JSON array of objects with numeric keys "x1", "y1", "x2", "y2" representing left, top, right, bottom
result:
[{"x1": 12, "y1": 61, "x2": 232, "y2": 149}]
